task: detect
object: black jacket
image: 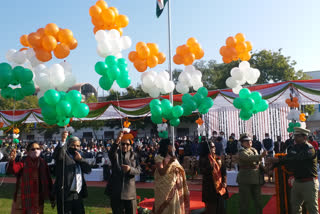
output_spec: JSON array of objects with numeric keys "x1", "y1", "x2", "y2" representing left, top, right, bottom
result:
[{"x1": 53, "y1": 143, "x2": 92, "y2": 200}]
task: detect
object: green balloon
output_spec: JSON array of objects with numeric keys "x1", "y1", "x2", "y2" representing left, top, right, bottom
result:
[
  {"x1": 239, "y1": 88, "x2": 251, "y2": 98},
  {"x1": 161, "y1": 99, "x2": 173, "y2": 115},
  {"x1": 95, "y1": 61, "x2": 108, "y2": 76},
  {"x1": 99, "y1": 76, "x2": 114, "y2": 91},
  {"x1": 172, "y1": 105, "x2": 184, "y2": 118},
  {"x1": 12, "y1": 66, "x2": 24, "y2": 82},
  {"x1": 13, "y1": 88, "x2": 24, "y2": 101},
  {"x1": 294, "y1": 122, "x2": 301, "y2": 127},
  {"x1": 287, "y1": 127, "x2": 294, "y2": 133},
  {"x1": 242, "y1": 98, "x2": 255, "y2": 111},
  {"x1": 43, "y1": 117, "x2": 57, "y2": 125},
  {"x1": 57, "y1": 118, "x2": 70, "y2": 127},
  {"x1": 185, "y1": 99, "x2": 198, "y2": 111},
  {"x1": 59, "y1": 91, "x2": 67, "y2": 100},
  {"x1": 182, "y1": 104, "x2": 192, "y2": 116},
  {"x1": 73, "y1": 103, "x2": 89, "y2": 118},
  {"x1": 240, "y1": 110, "x2": 253, "y2": 120},
  {"x1": 182, "y1": 94, "x2": 193, "y2": 103},
  {"x1": 151, "y1": 115, "x2": 163, "y2": 124},
  {"x1": 250, "y1": 91, "x2": 262, "y2": 105},
  {"x1": 159, "y1": 131, "x2": 168, "y2": 139},
  {"x1": 256, "y1": 99, "x2": 269, "y2": 112},
  {"x1": 117, "y1": 58, "x2": 127, "y2": 66},
  {"x1": 1, "y1": 87, "x2": 13, "y2": 99},
  {"x1": 66, "y1": 90, "x2": 82, "y2": 105},
  {"x1": 198, "y1": 105, "x2": 209, "y2": 114},
  {"x1": 119, "y1": 67, "x2": 129, "y2": 76},
  {"x1": 289, "y1": 122, "x2": 294, "y2": 128},
  {"x1": 116, "y1": 76, "x2": 131, "y2": 88},
  {"x1": 150, "y1": 99, "x2": 161, "y2": 108},
  {"x1": 233, "y1": 97, "x2": 243, "y2": 109},
  {"x1": 163, "y1": 111, "x2": 174, "y2": 120},
  {"x1": 38, "y1": 96, "x2": 48, "y2": 108},
  {"x1": 197, "y1": 87, "x2": 208, "y2": 97},
  {"x1": 108, "y1": 65, "x2": 120, "y2": 80},
  {"x1": 41, "y1": 105, "x2": 57, "y2": 120},
  {"x1": 0, "y1": 63, "x2": 12, "y2": 87},
  {"x1": 56, "y1": 100, "x2": 72, "y2": 116},
  {"x1": 13, "y1": 138, "x2": 19, "y2": 144},
  {"x1": 151, "y1": 105, "x2": 162, "y2": 117},
  {"x1": 20, "y1": 68, "x2": 33, "y2": 84},
  {"x1": 44, "y1": 89, "x2": 60, "y2": 106},
  {"x1": 170, "y1": 118, "x2": 180, "y2": 127},
  {"x1": 105, "y1": 55, "x2": 118, "y2": 66},
  {"x1": 193, "y1": 93, "x2": 204, "y2": 107},
  {"x1": 201, "y1": 97, "x2": 214, "y2": 109},
  {"x1": 21, "y1": 81, "x2": 35, "y2": 96}
]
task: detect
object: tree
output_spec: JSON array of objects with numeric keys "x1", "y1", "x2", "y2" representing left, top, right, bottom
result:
[
  {"x1": 0, "y1": 95, "x2": 39, "y2": 110},
  {"x1": 85, "y1": 95, "x2": 97, "y2": 103}
]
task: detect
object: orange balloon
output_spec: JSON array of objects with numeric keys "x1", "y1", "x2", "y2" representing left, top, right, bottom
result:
[
  {"x1": 189, "y1": 43, "x2": 201, "y2": 54},
  {"x1": 28, "y1": 32, "x2": 42, "y2": 48},
  {"x1": 44, "y1": 23, "x2": 60, "y2": 37},
  {"x1": 285, "y1": 99, "x2": 291, "y2": 104},
  {"x1": 222, "y1": 56, "x2": 232, "y2": 64},
  {"x1": 186, "y1": 37, "x2": 198, "y2": 47},
  {"x1": 58, "y1": 29, "x2": 74, "y2": 45},
  {"x1": 95, "y1": 0, "x2": 108, "y2": 11},
  {"x1": 134, "y1": 59, "x2": 147, "y2": 72},
  {"x1": 20, "y1": 35, "x2": 29, "y2": 47},
  {"x1": 235, "y1": 33, "x2": 245, "y2": 42},
  {"x1": 101, "y1": 8, "x2": 116, "y2": 25},
  {"x1": 42, "y1": 35, "x2": 57, "y2": 51},
  {"x1": 147, "y1": 55, "x2": 158, "y2": 68},
  {"x1": 93, "y1": 26, "x2": 100, "y2": 34},
  {"x1": 173, "y1": 54, "x2": 184, "y2": 65},
  {"x1": 232, "y1": 54, "x2": 239, "y2": 61},
  {"x1": 292, "y1": 97, "x2": 299, "y2": 102},
  {"x1": 147, "y1": 43, "x2": 159, "y2": 56},
  {"x1": 194, "y1": 48, "x2": 204, "y2": 60},
  {"x1": 91, "y1": 16, "x2": 104, "y2": 28},
  {"x1": 157, "y1": 52, "x2": 166, "y2": 64},
  {"x1": 239, "y1": 52, "x2": 251, "y2": 61},
  {"x1": 128, "y1": 51, "x2": 138, "y2": 62},
  {"x1": 183, "y1": 53, "x2": 195, "y2": 66},
  {"x1": 109, "y1": 7, "x2": 119, "y2": 17},
  {"x1": 136, "y1": 42, "x2": 147, "y2": 50},
  {"x1": 19, "y1": 48, "x2": 28, "y2": 52},
  {"x1": 89, "y1": 5, "x2": 102, "y2": 17},
  {"x1": 245, "y1": 41, "x2": 253, "y2": 51},
  {"x1": 67, "y1": 38, "x2": 78, "y2": 50},
  {"x1": 116, "y1": 27, "x2": 123, "y2": 36},
  {"x1": 219, "y1": 46, "x2": 228, "y2": 56},
  {"x1": 176, "y1": 45, "x2": 190, "y2": 56},
  {"x1": 137, "y1": 45, "x2": 150, "y2": 59},
  {"x1": 226, "y1": 36, "x2": 237, "y2": 48},
  {"x1": 35, "y1": 48, "x2": 52, "y2": 62},
  {"x1": 224, "y1": 47, "x2": 237, "y2": 58},
  {"x1": 116, "y1": 15, "x2": 129, "y2": 28},
  {"x1": 294, "y1": 103, "x2": 300, "y2": 108},
  {"x1": 54, "y1": 43, "x2": 70, "y2": 59},
  {"x1": 235, "y1": 41, "x2": 247, "y2": 54}
]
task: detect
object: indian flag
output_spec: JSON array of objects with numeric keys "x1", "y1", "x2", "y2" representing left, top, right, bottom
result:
[{"x1": 156, "y1": 0, "x2": 168, "y2": 18}]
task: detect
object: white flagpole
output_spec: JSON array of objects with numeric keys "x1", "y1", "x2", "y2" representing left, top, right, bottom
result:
[{"x1": 167, "y1": 0, "x2": 175, "y2": 148}]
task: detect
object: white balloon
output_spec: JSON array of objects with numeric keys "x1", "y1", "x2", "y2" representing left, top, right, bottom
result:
[
  {"x1": 115, "y1": 53, "x2": 122, "y2": 58},
  {"x1": 109, "y1": 40, "x2": 122, "y2": 55},
  {"x1": 49, "y1": 64, "x2": 65, "y2": 86},
  {"x1": 140, "y1": 72, "x2": 149, "y2": 81},
  {"x1": 12, "y1": 51, "x2": 27, "y2": 64},
  {"x1": 29, "y1": 56, "x2": 41, "y2": 67},
  {"x1": 231, "y1": 68, "x2": 245, "y2": 80},
  {"x1": 176, "y1": 82, "x2": 189, "y2": 94},
  {"x1": 0, "y1": 152, "x2": 3, "y2": 161},
  {"x1": 37, "y1": 90, "x2": 45, "y2": 99},
  {"x1": 232, "y1": 85, "x2": 242, "y2": 94},
  {"x1": 163, "y1": 81, "x2": 175, "y2": 94},
  {"x1": 179, "y1": 72, "x2": 192, "y2": 83},
  {"x1": 192, "y1": 69, "x2": 202, "y2": 78},
  {"x1": 95, "y1": 30, "x2": 107, "y2": 42},
  {"x1": 185, "y1": 65, "x2": 195, "y2": 73},
  {"x1": 34, "y1": 64, "x2": 47, "y2": 75},
  {"x1": 13, "y1": 134, "x2": 19, "y2": 139},
  {"x1": 108, "y1": 29, "x2": 121, "y2": 40},
  {"x1": 6, "y1": 49, "x2": 17, "y2": 62},
  {"x1": 25, "y1": 48, "x2": 35, "y2": 60},
  {"x1": 155, "y1": 76, "x2": 166, "y2": 89},
  {"x1": 60, "y1": 61, "x2": 72, "y2": 74},
  {"x1": 239, "y1": 61, "x2": 250, "y2": 70},
  {"x1": 149, "y1": 70, "x2": 158, "y2": 78},
  {"x1": 37, "y1": 73, "x2": 51, "y2": 89},
  {"x1": 97, "y1": 46, "x2": 108, "y2": 58},
  {"x1": 190, "y1": 75, "x2": 202, "y2": 86},
  {"x1": 193, "y1": 82, "x2": 203, "y2": 91},
  {"x1": 120, "y1": 36, "x2": 132, "y2": 50},
  {"x1": 159, "y1": 71, "x2": 170, "y2": 81},
  {"x1": 63, "y1": 73, "x2": 76, "y2": 89},
  {"x1": 142, "y1": 74, "x2": 155, "y2": 88},
  {"x1": 149, "y1": 87, "x2": 160, "y2": 98},
  {"x1": 252, "y1": 68, "x2": 260, "y2": 79},
  {"x1": 225, "y1": 77, "x2": 239, "y2": 88},
  {"x1": 141, "y1": 84, "x2": 149, "y2": 93},
  {"x1": 300, "y1": 122, "x2": 306, "y2": 129}
]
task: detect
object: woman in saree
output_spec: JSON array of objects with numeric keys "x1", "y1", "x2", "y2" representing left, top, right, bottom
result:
[
  {"x1": 153, "y1": 139, "x2": 190, "y2": 214},
  {"x1": 199, "y1": 138, "x2": 229, "y2": 214}
]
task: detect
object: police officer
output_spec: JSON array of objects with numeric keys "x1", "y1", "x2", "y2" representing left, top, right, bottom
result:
[
  {"x1": 237, "y1": 133, "x2": 267, "y2": 214},
  {"x1": 272, "y1": 127, "x2": 319, "y2": 214}
]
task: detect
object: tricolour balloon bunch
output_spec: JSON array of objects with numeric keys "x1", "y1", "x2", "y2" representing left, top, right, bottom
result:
[
  {"x1": 233, "y1": 88, "x2": 269, "y2": 120},
  {"x1": 173, "y1": 37, "x2": 204, "y2": 66},
  {"x1": 285, "y1": 95, "x2": 306, "y2": 132},
  {"x1": 20, "y1": 23, "x2": 77, "y2": 62},
  {"x1": 39, "y1": 89, "x2": 89, "y2": 126},
  {"x1": 129, "y1": 42, "x2": 166, "y2": 72},
  {"x1": 12, "y1": 128, "x2": 20, "y2": 144},
  {"x1": 225, "y1": 61, "x2": 261, "y2": 94},
  {"x1": 89, "y1": 0, "x2": 129, "y2": 35},
  {"x1": 95, "y1": 29, "x2": 132, "y2": 59},
  {"x1": 141, "y1": 71, "x2": 175, "y2": 98},
  {"x1": 196, "y1": 118, "x2": 206, "y2": 136},
  {"x1": 285, "y1": 97, "x2": 299, "y2": 108},
  {"x1": 180, "y1": 87, "x2": 213, "y2": 115},
  {"x1": 176, "y1": 65, "x2": 203, "y2": 94},
  {"x1": 0, "y1": 63, "x2": 35, "y2": 101},
  {"x1": 157, "y1": 123, "x2": 168, "y2": 139},
  {"x1": 219, "y1": 33, "x2": 252, "y2": 64},
  {"x1": 95, "y1": 56, "x2": 131, "y2": 91},
  {"x1": 34, "y1": 62, "x2": 76, "y2": 98}
]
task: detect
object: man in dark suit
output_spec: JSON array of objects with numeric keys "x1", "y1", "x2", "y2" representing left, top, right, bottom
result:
[
  {"x1": 53, "y1": 131, "x2": 92, "y2": 214},
  {"x1": 107, "y1": 131, "x2": 141, "y2": 214},
  {"x1": 274, "y1": 136, "x2": 286, "y2": 154}
]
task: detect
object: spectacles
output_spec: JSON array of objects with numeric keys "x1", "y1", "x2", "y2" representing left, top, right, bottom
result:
[
  {"x1": 31, "y1": 148, "x2": 40, "y2": 151},
  {"x1": 121, "y1": 143, "x2": 130, "y2": 146},
  {"x1": 210, "y1": 146, "x2": 215, "y2": 148}
]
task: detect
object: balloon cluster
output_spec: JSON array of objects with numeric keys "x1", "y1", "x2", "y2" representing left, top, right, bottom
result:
[
  {"x1": 219, "y1": 33, "x2": 252, "y2": 63},
  {"x1": 141, "y1": 71, "x2": 175, "y2": 98},
  {"x1": 196, "y1": 118, "x2": 205, "y2": 136},
  {"x1": 34, "y1": 62, "x2": 76, "y2": 98},
  {"x1": 286, "y1": 109, "x2": 301, "y2": 121},
  {"x1": 6, "y1": 48, "x2": 41, "y2": 68},
  {"x1": 233, "y1": 88, "x2": 269, "y2": 120},
  {"x1": 123, "y1": 120, "x2": 131, "y2": 133},
  {"x1": 176, "y1": 65, "x2": 203, "y2": 94},
  {"x1": 157, "y1": 123, "x2": 168, "y2": 139},
  {"x1": 95, "y1": 56, "x2": 131, "y2": 91},
  {"x1": 129, "y1": 42, "x2": 166, "y2": 72},
  {"x1": 89, "y1": 0, "x2": 129, "y2": 34},
  {"x1": 180, "y1": 87, "x2": 214, "y2": 115},
  {"x1": 285, "y1": 97, "x2": 299, "y2": 108},
  {"x1": 225, "y1": 61, "x2": 261, "y2": 94},
  {"x1": 300, "y1": 113, "x2": 306, "y2": 122},
  {"x1": 39, "y1": 89, "x2": 89, "y2": 126},
  {"x1": 12, "y1": 128, "x2": 20, "y2": 144},
  {"x1": 95, "y1": 29, "x2": 131, "y2": 59},
  {"x1": 173, "y1": 37, "x2": 204, "y2": 66},
  {"x1": 287, "y1": 122, "x2": 301, "y2": 133},
  {"x1": 20, "y1": 23, "x2": 77, "y2": 62},
  {"x1": 0, "y1": 63, "x2": 35, "y2": 101}
]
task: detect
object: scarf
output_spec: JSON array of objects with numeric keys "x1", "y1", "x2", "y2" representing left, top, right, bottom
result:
[
  {"x1": 21, "y1": 156, "x2": 52, "y2": 212},
  {"x1": 208, "y1": 154, "x2": 226, "y2": 196}
]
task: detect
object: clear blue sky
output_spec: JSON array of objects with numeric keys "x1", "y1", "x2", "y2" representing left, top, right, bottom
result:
[{"x1": 0, "y1": 0, "x2": 319, "y2": 96}]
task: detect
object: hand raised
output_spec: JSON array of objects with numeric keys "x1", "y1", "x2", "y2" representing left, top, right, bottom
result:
[{"x1": 74, "y1": 151, "x2": 82, "y2": 161}]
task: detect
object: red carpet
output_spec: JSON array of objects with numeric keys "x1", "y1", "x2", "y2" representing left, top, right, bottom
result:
[{"x1": 139, "y1": 191, "x2": 234, "y2": 211}]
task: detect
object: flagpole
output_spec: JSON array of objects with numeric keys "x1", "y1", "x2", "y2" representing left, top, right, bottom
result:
[{"x1": 167, "y1": 0, "x2": 175, "y2": 148}]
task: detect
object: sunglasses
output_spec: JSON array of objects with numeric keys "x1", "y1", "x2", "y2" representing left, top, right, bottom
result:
[
  {"x1": 121, "y1": 143, "x2": 130, "y2": 146},
  {"x1": 31, "y1": 148, "x2": 40, "y2": 151}
]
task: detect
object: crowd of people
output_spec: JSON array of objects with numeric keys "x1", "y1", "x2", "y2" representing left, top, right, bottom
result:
[{"x1": 1, "y1": 127, "x2": 319, "y2": 214}]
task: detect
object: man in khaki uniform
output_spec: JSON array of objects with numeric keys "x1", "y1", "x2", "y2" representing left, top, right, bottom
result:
[
  {"x1": 237, "y1": 134, "x2": 267, "y2": 214},
  {"x1": 272, "y1": 127, "x2": 318, "y2": 214}
]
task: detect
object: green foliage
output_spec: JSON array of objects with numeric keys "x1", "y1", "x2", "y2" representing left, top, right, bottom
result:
[
  {"x1": 0, "y1": 95, "x2": 39, "y2": 110},
  {"x1": 303, "y1": 104, "x2": 316, "y2": 116},
  {"x1": 85, "y1": 94, "x2": 98, "y2": 103}
]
